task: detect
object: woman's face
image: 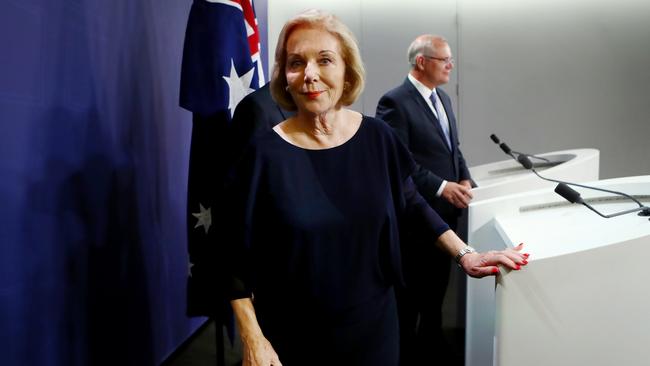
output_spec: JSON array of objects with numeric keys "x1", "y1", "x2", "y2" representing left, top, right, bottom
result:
[{"x1": 284, "y1": 26, "x2": 346, "y2": 116}]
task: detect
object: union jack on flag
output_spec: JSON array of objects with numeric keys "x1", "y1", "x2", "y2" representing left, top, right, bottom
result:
[{"x1": 180, "y1": 0, "x2": 264, "y2": 116}]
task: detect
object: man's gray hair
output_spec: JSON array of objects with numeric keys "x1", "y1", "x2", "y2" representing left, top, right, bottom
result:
[{"x1": 407, "y1": 35, "x2": 447, "y2": 68}]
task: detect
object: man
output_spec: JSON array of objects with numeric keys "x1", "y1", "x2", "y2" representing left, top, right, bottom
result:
[
  {"x1": 229, "y1": 82, "x2": 293, "y2": 164},
  {"x1": 376, "y1": 35, "x2": 473, "y2": 365}
]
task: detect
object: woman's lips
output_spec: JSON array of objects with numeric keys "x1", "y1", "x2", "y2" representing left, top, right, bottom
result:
[{"x1": 305, "y1": 91, "x2": 324, "y2": 100}]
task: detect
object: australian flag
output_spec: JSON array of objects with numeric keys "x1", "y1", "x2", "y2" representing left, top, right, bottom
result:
[{"x1": 179, "y1": 0, "x2": 264, "y2": 321}]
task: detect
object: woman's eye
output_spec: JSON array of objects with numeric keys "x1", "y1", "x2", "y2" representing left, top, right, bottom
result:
[{"x1": 319, "y1": 58, "x2": 332, "y2": 65}]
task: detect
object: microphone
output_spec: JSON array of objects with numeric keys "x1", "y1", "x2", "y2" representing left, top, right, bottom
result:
[
  {"x1": 554, "y1": 182, "x2": 583, "y2": 204},
  {"x1": 489, "y1": 134, "x2": 551, "y2": 163},
  {"x1": 489, "y1": 134, "x2": 516, "y2": 159},
  {"x1": 554, "y1": 183, "x2": 650, "y2": 219},
  {"x1": 517, "y1": 154, "x2": 533, "y2": 170},
  {"x1": 499, "y1": 142, "x2": 513, "y2": 156},
  {"x1": 517, "y1": 154, "x2": 650, "y2": 218}
]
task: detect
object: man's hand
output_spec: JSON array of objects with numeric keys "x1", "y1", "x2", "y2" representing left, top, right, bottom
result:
[{"x1": 441, "y1": 181, "x2": 474, "y2": 208}]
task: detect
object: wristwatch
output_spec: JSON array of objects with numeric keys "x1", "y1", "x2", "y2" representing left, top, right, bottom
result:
[{"x1": 455, "y1": 245, "x2": 476, "y2": 267}]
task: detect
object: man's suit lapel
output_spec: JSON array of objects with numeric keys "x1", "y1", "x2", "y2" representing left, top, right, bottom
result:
[
  {"x1": 403, "y1": 79, "x2": 436, "y2": 124},
  {"x1": 437, "y1": 90, "x2": 457, "y2": 153},
  {"x1": 404, "y1": 79, "x2": 453, "y2": 153},
  {"x1": 437, "y1": 90, "x2": 460, "y2": 177}
]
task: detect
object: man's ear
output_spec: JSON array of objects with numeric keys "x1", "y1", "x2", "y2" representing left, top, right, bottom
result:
[{"x1": 416, "y1": 55, "x2": 425, "y2": 71}]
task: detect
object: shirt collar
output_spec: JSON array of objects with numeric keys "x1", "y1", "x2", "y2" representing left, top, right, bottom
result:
[{"x1": 407, "y1": 73, "x2": 437, "y2": 101}]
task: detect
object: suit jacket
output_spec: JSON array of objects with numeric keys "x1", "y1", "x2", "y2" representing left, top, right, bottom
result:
[
  {"x1": 376, "y1": 78, "x2": 471, "y2": 223},
  {"x1": 229, "y1": 83, "x2": 293, "y2": 166}
]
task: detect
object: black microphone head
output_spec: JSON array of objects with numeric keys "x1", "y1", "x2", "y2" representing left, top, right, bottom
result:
[
  {"x1": 490, "y1": 134, "x2": 500, "y2": 144},
  {"x1": 517, "y1": 154, "x2": 533, "y2": 169},
  {"x1": 555, "y1": 183, "x2": 583, "y2": 204},
  {"x1": 499, "y1": 142, "x2": 512, "y2": 155}
]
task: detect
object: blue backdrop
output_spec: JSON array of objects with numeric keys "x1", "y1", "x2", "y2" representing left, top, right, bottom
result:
[{"x1": 0, "y1": 0, "x2": 206, "y2": 364}]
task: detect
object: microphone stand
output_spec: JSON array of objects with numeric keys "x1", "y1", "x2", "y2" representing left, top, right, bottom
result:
[
  {"x1": 516, "y1": 154, "x2": 650, "y2": 217},
  {"x1": 490, "y1": 134, "x2": 551, "y2": 163},
  {"x1": 554, "y1": 183, "x2": 650, "y2": 219}
]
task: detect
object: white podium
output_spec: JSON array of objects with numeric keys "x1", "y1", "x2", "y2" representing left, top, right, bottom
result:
[
  {"x1": 465, "y1": 149, "x2": 600, "y2": 366},
  {"x1": 469, "y1": 148, "x2": 599, "y2": 201},
  {"x1": 493, "y1": 176, "x2": 650, "y2": 366}
]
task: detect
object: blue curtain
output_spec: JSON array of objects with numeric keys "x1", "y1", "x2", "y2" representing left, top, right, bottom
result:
[{"x1": 0, "y1": 1, "x2": 205, "y2": 364}]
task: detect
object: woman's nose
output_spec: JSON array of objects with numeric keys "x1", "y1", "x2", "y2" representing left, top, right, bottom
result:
[{"x1": 304, "y1": 62, "x2": 318, "y2": 83}]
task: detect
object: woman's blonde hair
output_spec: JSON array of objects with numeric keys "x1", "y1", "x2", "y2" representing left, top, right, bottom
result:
[{"x1": 270, "y1": 9, "x2": 365, "y2": 111}]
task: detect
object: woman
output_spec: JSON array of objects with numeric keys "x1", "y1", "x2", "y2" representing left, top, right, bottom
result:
[{"x1": 225, "y1": 10, "x2": 527, "y2": 366}]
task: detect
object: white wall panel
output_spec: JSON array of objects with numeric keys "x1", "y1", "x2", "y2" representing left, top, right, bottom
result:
[
  {"x1": 457, "y1": 0, "x2": 650, "y2": 178},
  {"x1": 359, "y1": 0, "x2": 458, "y2": 116}
]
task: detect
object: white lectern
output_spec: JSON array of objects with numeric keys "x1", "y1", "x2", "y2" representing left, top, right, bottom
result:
[
  {"x1": 493, "y1": 176, "x2": 650, "y2": 366},
  {"x1": 466, "y1": 176, "x2": 650, "y2": 366},
  {"x1": 469, "y1": 148, "x2": 599, "y2": 201},
  {"x1": 466, "y1": 149, "x2": 600, "y2": 366}
]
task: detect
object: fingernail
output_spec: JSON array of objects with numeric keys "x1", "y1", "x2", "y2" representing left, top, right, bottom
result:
[
  {"x1": 515, "y1": 264, "x2": 521, "y2": 270},
  {"x1": 492, "y1": 267, "x2": 499, "y2": 274},
  {"x1": 522, "y1": 260, "x2": 528, "y2": 265},
  {"x1": 518, "y1": 242, "x2": 524, "y2": 247},
  {"x1": 523, "y1": 253, "x2": 530, "y2": 257}
]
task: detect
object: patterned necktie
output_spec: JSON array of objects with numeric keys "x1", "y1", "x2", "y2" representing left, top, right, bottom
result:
[{"x1": 430, "y1": 91, "x2": 452, "y2": 150}]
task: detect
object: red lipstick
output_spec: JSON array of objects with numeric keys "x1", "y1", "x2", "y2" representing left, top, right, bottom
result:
[{"x1": 306, "y1": 91, "x2": 323, "y2": 100}]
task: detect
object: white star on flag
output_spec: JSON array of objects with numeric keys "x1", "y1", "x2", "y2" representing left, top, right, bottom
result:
[
  {"x1": 192, "y1": 203, "x2": 212, "y2": 234},
  {"x1": 223, "y1": 59, "x2": 255, "y2": 117}
]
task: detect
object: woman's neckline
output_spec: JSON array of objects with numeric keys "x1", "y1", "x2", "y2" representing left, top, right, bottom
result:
[{"x1": 271, "y1": 112, "x2": 365, "y2": 152}]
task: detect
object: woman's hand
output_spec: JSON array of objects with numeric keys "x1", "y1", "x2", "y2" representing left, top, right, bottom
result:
[
  {"x1": 460, "y1": 243, "x2": 529, "y2": 278},
  {"x1": 231, "y1": 298, "x2": 283, "y2": 366},
  {"x1": 241, "y1": 333, "x2": 282, "y2": 366}
]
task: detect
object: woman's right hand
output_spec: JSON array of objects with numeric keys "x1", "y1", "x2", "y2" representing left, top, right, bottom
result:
[
  {"x1": 232, "y1": 298, "x2": 282, "y2": 366},
  {"x1": 241, "y1": 334, "x2": 282, "y2": 366}
]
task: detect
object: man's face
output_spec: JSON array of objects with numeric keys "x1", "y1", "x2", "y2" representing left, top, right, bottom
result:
[{"x1": 421, "y1": 41, "x2": 454, "y2": 87}]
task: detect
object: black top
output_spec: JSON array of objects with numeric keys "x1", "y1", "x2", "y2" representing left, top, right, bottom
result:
[{"x1": 225, "y1": 116, "x2": 449, "y2": 315}]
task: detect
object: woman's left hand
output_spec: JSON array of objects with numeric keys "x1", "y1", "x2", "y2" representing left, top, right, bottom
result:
[{"x1": 460, "y1": 243, "x2": 529, "y2": 278}]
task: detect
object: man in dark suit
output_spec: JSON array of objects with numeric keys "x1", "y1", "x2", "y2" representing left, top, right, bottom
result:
[
  {"x1": 229, "y1": 82, "x2": 293, "y2": 164},
  {"x1": 376, "y1": 35, "x2": 473, "y2": 365}
]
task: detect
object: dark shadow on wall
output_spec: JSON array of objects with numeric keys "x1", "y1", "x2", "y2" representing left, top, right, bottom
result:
[
  {"x1": 14, "y1": 1, "x2": 168, "y2": 365},
  {"x1": 22, "y1": 106, "x2": 156, "y2": 366},
  {"x1": 4, "y1": 0, "x2": 196, "y2": 364}
]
